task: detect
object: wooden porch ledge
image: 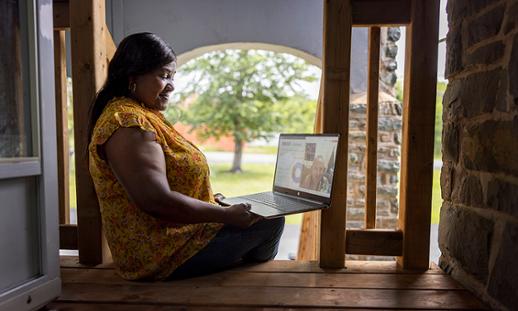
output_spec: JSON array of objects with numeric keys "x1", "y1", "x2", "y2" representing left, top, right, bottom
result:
[{"x1": 50, "y1": 256, "x2": 488, "y2": 310}]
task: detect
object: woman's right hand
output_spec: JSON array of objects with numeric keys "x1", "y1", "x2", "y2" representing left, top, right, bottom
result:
[{"x1": 224, "y1": 203, "x2": 263, "y2": 229}]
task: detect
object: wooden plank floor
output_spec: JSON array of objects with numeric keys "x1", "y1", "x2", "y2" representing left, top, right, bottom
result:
[{"x1": 48, "y1": 256, "x2": 488, "y2": 310}]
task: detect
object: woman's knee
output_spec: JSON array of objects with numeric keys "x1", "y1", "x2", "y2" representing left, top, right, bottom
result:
[{"x1": 271, "y1": 216, "x2": 285, "y2": 237}]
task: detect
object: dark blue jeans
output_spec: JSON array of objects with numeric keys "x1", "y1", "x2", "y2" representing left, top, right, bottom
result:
[{"x1": 169, "y1": 217, "x2": 285, "y2": 279}]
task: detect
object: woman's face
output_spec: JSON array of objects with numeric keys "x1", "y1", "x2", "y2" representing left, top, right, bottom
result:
[
  {"x1": 131, "y1": 61, "x2": 176, "y2": 111},
  {"x1": 311, "y1": 159, "x2": 326, "y2": 178}
]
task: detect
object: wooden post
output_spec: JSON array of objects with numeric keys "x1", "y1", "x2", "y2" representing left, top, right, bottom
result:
[
  {"x1": 319, "y1": 0, "x2": 352, "y2": 269},
  {"x1": 397, "y1": 0, "x2": 440, "y2": 270},
  {"x1": 54, "y1": 30, "x2": 70, "y2": 225},
  {"x1": 70, "y1": 0, "x2": 111, "y2": 265},
  {"x1": 365, "y1": 27, "x2": 380, "y2": 229}
]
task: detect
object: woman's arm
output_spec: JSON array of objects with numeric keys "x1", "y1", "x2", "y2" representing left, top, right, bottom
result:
[{"x1": 102, "y1": 127, "x2": 260, "y2": 228}]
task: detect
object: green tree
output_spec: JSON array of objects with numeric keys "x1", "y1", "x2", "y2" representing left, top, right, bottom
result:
[{"x1": 170, "y1": 49, "x2": 318, "y2": 173}]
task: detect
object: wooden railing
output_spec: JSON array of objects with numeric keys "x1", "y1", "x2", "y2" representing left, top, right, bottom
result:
[
  {"x1": 301, "y1": 0, "x2": 439, "y2": 270},
  {"x1": 54, "y1": 0, "x2": 440, "y2": 270},
  {"x1": 53, "y1": 0, "x2": 115, "y2": 263}
]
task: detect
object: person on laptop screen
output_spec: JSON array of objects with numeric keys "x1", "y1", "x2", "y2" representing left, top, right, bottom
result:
[{"x1": 300, "y1": 155, "x2": 327, "y2": 191}]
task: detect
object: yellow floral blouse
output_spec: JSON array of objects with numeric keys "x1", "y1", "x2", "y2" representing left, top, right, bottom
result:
[{"x1": 89, "y1": 97, "x2": 223, "y2": 280}]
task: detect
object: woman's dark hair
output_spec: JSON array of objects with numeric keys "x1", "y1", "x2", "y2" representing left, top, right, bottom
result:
[{"x1": 87, "y1": 32, "x2": 176, "y2": 144}]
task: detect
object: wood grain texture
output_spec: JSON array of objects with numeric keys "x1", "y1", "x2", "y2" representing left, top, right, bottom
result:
[
  {"x1": 351, "y1": 0, "x2": 411, "y2": 26},
  {"x1": 59, "y1": 256, "x2": 444, "y2": 274},
  {"x1": 397, "y1": 0, "x2": 440, "y2": 270},
  {"x1": 365, "y1": 27, "x2": 381, "y2": 229},
  {"x1": 69, "y1": 0, "x2": 111, "y2": 265},
  {"x1": 60, "y1": 268, "x2": 464, "y2": 290},
  {"x1": 53, "y1": 0, "x2": 69, "y2": 30},
  {"x1": 319, "y1": 0, "x2": 352, "y2": 269},
  {"x1": 56, "y1": 283, "x2": 486, "y2": 310},
  {"x1": 54, "y1": 30, "x2": 70, "y2": 225},
  {"x1": 346, "y1": 229, "x2": 402, "y2": 256},
  {"x1": 60, "y1": 224, "x2": 78, "y2": 250}
]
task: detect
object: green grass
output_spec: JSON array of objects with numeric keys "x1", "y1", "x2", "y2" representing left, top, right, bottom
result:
[
  {"x1": 431, "y1": 168, "x2": 442, "y2": 224},
  {"x1": 201, "y1": 145, "x2": 277, "y2": 154},
  {"x1": 70, "y1": 163, "x2": 442, "y2": 225}
]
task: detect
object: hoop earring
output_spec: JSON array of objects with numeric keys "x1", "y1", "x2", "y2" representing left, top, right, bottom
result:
[{"x1": 129, "y1": 82, "x2": 137, "y2": 93}]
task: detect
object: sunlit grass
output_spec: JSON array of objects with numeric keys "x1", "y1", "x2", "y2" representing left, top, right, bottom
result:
[
  {"x1": 70, "y1": 163, "x2": 440, "y2": 225},
  {"x1": 431, "y1": 168, "x2": 442, "y2": 224}
]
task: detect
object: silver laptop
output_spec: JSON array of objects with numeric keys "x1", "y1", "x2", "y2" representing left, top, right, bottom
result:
[{"x1": 220, "y1": 133, "x2": 340, "y2": 218}]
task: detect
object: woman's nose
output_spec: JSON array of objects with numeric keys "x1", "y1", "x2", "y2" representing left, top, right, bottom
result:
[{"x1": 165, "y1": 82, "x2": 174, "y2": 92}]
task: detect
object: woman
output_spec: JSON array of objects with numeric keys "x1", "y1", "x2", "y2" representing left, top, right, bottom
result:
[
  {"x1": 88, "y1": 32, "x2": 285, "y2": 281},
  {"x1": 300, "y1": 156, "x2": 326, "y2": 191}
]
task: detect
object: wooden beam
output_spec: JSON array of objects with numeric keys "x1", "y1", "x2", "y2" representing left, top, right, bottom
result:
[
  {"x1": 319, "y1": 0, "x2": 352, "y2": 269},
  {"x1": 346, "y1": 229, "x2": 402, "y2": 256},
  {"x1": 351, "y1": 0, "x2": 411, "y2": 26},
  {"x1": 397, "y1": 0, "x2": 440, "y2": 270},
  {"x1": 104, "y1": 24, "x2": 116, "y2": 60},
  {"x1": 54, "y1": 30, "x2": 70, "y2": 225},
  {"x1": 60, "y1": 224, "x2": 78, "y2": 250},
  {"x1": 70, "y1": 0, "x2": 111, "y2": 265},
  {"x1": 53, "y1": 0, "x2": 69, "y2": 30},
  {"x1": 365, "y1": 27, "x2": 380, "y2": 229}
]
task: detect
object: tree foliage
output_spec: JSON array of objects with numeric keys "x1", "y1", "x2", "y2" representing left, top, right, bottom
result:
[{"x1": 168, "y1": 49, "x2": 319, "y2": 172}]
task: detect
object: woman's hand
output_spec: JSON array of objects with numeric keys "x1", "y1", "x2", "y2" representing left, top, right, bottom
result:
[
  {"x1": 224, "y1": 203, "x2": 263, "y2": 229},
  {"x1": 214, "y1": 193, "x2": 227, "y2": 205}
]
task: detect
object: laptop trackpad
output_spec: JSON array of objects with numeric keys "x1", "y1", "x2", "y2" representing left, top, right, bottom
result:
[{"x1": 220, "y1": 197, "x2": 280, "y2": 218}]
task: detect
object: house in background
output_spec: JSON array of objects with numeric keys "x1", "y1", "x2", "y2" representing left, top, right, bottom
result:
[{"x1": 0, "y1": 0, "x2": 517, "y2": 310}]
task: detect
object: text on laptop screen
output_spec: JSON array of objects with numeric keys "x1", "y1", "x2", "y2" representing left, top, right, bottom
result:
[{"x1": 274, "y1": 135, "x2": 338, "y2": 198}]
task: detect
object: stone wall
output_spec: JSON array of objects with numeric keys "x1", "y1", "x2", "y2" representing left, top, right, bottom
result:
[
  {"x1": 439, "y1": 1, "x2": 518, "y2": 310},
  {"x1": 346, "y1": 92, "x2": 402, "y2": 232},
  {"x1": 346, "y1": 27, "x2": 403, "y2": 234}
]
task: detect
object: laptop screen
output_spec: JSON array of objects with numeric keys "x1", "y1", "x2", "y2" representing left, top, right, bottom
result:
[{"x1": 273, "y1": 134, "x2": 339, "y2": 199}]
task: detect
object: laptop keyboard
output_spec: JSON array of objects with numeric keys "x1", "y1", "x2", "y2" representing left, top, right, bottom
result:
[{"x1": 244, "y1": 192, "x2": 317, "y2": 212}]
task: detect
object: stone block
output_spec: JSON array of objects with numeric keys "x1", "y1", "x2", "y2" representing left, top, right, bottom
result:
[
  {"x1": 378, "y1": 117, "x2": 402, "y2": 131},
  {"x1": 495, "y1": 73, "x2": 508, "y2": 112},
  {"x1": 503, "y1": 1, "x2": 518, "y2": 34},
  {"x1": 460, "y1": 69, "x2": 505, "y2": 118},
  {"x1": 442, "y1": 80, "x2": 463, "y2": 123},
  {"x1": 464, "y1": 5, "x2": 505, "y2": 48},
  {"x1": 486, "y1": 177, "x2": 518, "y2": 217},
  {"x1": 464, "y1": 40, "x2": 505, "y2": 67},
  {"x1": 347, "y1": 207, "x2": 365, "y2": 221},
  {"x1": 440, "y1": 164, "x2": 454, "y2": 201},
  {"x1": 349, "y1": 131, "x2": 366, "y2": 143},
  {"x1": 377, "y1": 217, "x2": 397, "y2": 229},
  {"x1": 445, "y1": 25, "x2": 463, "y2": 78},
  {"x1": 466, "y1": 0, "x2": 500, "y2": 16},
  {"x1": 442, "y1": 122, "x2": 459, "y2": 162},
  {"x1": 389, "y1": 198, "x2": 398, "y2": 214},
  {"x1": 446, "y1": 0, "x2": 468, "y2": 27},
  {"x1": 487, "y1": 222, "x2": 518, "y2": 310},
  {"x1": 346, "y1": 221, "x2": 364, "y2": 229},
  {"x1": 462, "y1": 118, "x2": 518, "y2": 176},
  {"x1": 438, "y1": 203, "x2": 493, "y2": 282},
  {"x1": 377, "y1": 185, "x2": 398, "y2": 196},
  {"x1": 509, "y1": 35, "x2": 518, "y2": 101},
  {"x1": 350, "y1": 103, "x2": 366, "y2": 114},
  {"x1": 459, "y1": 175, "x2": 484, "y2": 207},
  {"x1": 379, "y1": 133, "x2": 392, "y2": 143},
  {"x1": 393, "y1": 132, "x2": 401, "y2": 145},
  {"x1": 378, "y1": 159, "x2": 400, "y2": 172}
]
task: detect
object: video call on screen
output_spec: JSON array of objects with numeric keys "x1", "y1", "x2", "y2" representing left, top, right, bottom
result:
[{"x1": 274, "y1": 136, "x2": 338, "y2": 198}]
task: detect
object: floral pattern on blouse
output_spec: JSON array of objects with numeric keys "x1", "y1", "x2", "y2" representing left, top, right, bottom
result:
[{"x1": 89, "y1": 96, "x2": 223, "y2": 280}]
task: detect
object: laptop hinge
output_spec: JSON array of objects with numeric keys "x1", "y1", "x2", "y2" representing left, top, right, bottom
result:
[{"x1": 274, "y1": 191, "x2": 328, "y2": 206}]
